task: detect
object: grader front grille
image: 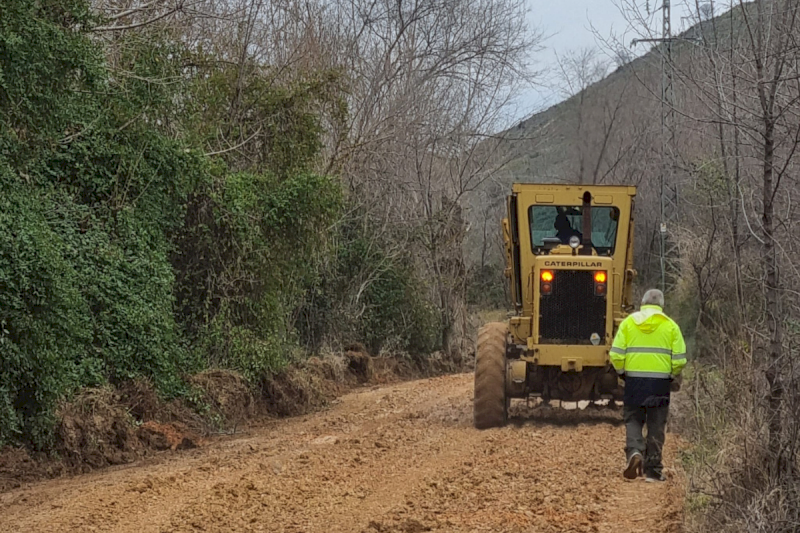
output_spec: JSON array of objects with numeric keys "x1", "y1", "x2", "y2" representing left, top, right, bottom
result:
[{"x1": 539, "y1": 270, "x2": 606, "y2": 344}]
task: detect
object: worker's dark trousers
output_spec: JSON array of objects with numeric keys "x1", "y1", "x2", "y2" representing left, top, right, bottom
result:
[{"x1": 624, "y1": 404, "x2": 668, "y2": 477}]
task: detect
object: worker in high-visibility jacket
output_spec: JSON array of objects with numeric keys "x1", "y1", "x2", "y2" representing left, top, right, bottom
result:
[{"x1": 610, "y1": 288, "x2": 687, "y2": 482}]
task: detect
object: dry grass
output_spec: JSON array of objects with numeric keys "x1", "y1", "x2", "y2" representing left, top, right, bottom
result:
[{"x1": 681, "y1": 364, "x2": 800, "y2": 533}]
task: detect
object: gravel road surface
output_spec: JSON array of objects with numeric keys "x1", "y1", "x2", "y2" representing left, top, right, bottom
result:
[{"x1": 0, "y1": 374, "x2": 684, "y2": 533}]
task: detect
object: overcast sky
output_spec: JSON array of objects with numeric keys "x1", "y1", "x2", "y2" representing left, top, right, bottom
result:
[{"x1": 515, "y1": 0, "x2": 706, "y2": 120}]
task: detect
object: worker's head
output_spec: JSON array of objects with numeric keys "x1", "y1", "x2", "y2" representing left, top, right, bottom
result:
[
  {"x1": 554, "y1": 213, "x2": 570, "y2": 232},
  {"x1": 641, "y1": 289, "x2": 665, "y2": 308}
]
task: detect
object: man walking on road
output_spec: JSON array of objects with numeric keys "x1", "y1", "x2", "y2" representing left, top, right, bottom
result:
[{"x1": 610, "y1": 289, "x2": 687, "y2": 482}]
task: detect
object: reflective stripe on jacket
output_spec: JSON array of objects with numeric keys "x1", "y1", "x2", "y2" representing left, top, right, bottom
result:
[{"x1": 610, "y1": 305, "x2": 687, "y2": 379}]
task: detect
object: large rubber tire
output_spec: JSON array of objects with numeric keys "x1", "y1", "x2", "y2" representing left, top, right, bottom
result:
[{"x1": 473, "y1": 322, "x2": 509, "y2": 429}]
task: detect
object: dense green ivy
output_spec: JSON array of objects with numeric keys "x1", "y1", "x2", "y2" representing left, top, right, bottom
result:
[{"x1": 172, "y1": 170, "x2": 342, "y2": 382}]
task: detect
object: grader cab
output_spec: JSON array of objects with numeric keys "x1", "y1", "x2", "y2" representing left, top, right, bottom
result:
[{"x1": 474, "y1": 184, "x2": 637, "y2": 429}]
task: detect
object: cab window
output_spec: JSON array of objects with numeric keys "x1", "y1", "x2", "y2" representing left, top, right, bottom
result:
[{"x1": 528, "y1": 205, "x2": 620, "y2": 255}]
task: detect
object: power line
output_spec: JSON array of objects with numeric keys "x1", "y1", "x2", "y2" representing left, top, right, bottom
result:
[{"x1": 631, "y1": 1, "x2": 680, "y2": 294}]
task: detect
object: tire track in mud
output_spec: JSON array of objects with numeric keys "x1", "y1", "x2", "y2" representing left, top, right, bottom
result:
[{"x1": 0, "y1": 374, "x2": 684, "y2": 533}]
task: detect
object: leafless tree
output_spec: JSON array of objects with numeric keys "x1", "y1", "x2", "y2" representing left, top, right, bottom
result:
[
  {"x1": 617, "y1": 0, "x2": 800, "y2": 529},
  {"x1": 306, "y1": 0, "x2": 541, "y2": 352},
  {"x1": 554, "y1": 48, "x2": 610, "y2": 183}
]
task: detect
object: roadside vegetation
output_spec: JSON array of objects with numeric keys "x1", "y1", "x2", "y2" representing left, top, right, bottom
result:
[
  {"x1": 656, "y1": 4, "x2": 800, "y2": 531},
  {"x1": 0, "y1": 0, "x2": 534, "y2": 455},
  {"x1": 486, "y1": 1, "x2": 800, "y2": 530}
]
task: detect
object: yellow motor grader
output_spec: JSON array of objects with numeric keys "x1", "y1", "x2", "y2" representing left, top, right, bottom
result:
[{"x1": 474, "y1": 184, "x2": 637, "y2": 428}]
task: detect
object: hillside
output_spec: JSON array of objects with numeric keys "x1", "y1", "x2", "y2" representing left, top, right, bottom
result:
[
  {"x1": 464, "y1": 4, "x2": 750, "y2": 269},
  {"x1": 494, "y1": 5, "x2": 747, "y2": 186}
]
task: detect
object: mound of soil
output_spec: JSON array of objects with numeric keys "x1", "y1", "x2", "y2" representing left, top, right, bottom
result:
[
  {"x1": 305, "y1": 355, "x2": 354, "y2": 395},
  {"x1": 372, "y1": 356, "x2": 415, "y2": 384},
  {"x1": 345, "y1": 343, "x2": 374, "y2": 382},
  {"x1": 1, "y1": 346, "x2": 469, "y2": 490},
  {"x1": 117, "y1": 378, "x2": 163, "y2": 422},
  {"x1": 189, "y1": 369, "x2": 255, "y2": 428},
  {"x1": 137, "y1": 422, "x2": 201, "y2": 451},
  {"x1": 55, "y1": 388, "x2": 143, "y2": 470},
  {"x1": 262, "y1": 366, "x2": 334, "y2": 417},
  {"x1": 54, "y1": 385, "x2": 207, "y2": 473},
  {"x1": 371, "y1": 350, "x2": 461, "y2": 384},
  {"x1": 0, "y1": 447, "x2": 64, "y2": 492}
]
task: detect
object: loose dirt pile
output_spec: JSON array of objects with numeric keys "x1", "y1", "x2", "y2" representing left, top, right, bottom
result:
[
  {"x1": 55, "y1": 388, "x2": 145, "y2": 470},
  {"x1": 137, "y1": 422, "x2": 202, "y2": 451},
  {"x1": 0, "y1": 352, "x2": 400, "y2": 490},
  {"x1": 189, "y1": 370, "x2": 256, "y2": 427},
  {"x1": 0, "y1": 374, "x2": 685, "y2": 533}
]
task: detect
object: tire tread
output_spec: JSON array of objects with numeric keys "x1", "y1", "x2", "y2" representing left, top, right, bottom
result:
[{"x1": 473, "y1": 322, "x2": 508, "y2": 429}]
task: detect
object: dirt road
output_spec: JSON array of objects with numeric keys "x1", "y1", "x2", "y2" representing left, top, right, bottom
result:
[{"x1": 0, "y1": 374, "x2": 684, "y2": 533}]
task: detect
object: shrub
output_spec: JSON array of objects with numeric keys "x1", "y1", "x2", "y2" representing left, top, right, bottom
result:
[
  {"x1": 466, "y1": 263, "x2": 509, "y2": 310},
  {"x1": 0, "y1": 184, "x2": 89, "y2": 449},
  {"x1": 297, "y1": 214, "x2": 441, "y2": 356}
]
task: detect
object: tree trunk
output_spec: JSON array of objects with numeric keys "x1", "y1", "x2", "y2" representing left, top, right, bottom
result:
[{"x1": 762, "y1": 117, "x2": 785, "y2": 476}]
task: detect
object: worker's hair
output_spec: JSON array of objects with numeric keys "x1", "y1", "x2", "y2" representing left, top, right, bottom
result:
[{"x1": 641, "y1": 289, "x2": 665, "y2": 307}]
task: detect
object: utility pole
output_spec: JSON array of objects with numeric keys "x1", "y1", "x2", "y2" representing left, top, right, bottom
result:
[{"x1": 632, "y1": 1, "x2": 680, "y2": 294}]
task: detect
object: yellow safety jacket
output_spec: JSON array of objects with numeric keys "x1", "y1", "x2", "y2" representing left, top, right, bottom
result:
[{"x1": 610, "y1": 305, "x2": 687, "y2": 379}]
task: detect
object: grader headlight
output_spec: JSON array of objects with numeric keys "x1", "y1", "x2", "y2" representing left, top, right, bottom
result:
[
  {"x1": 540, "y1": 270, "x2": 554, "y2": 295},
  {"x1": 569, "y1": 235, "x2": 581, "y2": 249},
  {"x1": 594, "y1": 270, "x2": 607, "y2": 296}
]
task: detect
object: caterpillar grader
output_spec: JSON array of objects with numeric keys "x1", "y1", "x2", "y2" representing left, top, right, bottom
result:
[{"x1": 473, "y1": 184, "x2": 637, "y2": 428}]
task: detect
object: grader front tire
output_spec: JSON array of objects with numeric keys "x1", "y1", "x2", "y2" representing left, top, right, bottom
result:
[{"x1": 473, "y1": 322, "x2": 509, "y2": 429}]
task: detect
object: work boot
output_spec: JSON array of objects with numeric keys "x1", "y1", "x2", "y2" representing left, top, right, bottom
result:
[{"x1": 623, "y1": 452, "x2": 643, "y2": 480}]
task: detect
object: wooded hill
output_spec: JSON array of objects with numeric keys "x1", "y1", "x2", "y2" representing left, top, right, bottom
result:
[{"x1": 467, "y1": 4, "x2": 756, "y2": 283}]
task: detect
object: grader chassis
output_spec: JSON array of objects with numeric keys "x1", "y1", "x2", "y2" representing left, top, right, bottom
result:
[{"x1": 474, "y1": 184, "x2": 637, "y2": 428}]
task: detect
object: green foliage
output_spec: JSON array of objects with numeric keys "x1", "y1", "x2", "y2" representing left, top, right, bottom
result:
[
  {"x1": 174, "y1": 170, "x2": 341, "y2": 380},
  {"x1": 466, "y1": 264, "x2": 509, "y2": 310},
  {"x1": 298, "y1": 215, "x2": 441, "y2": 356},
  {"x1": 0, "y1": 0, "x2": 335, "y2": 447},
  {"x1": 0, "y1": 146, "x2": 202, "y2": 449},
  {"x1": 184, "y1": 57, "x2": 347, "y2": 176},
  {"x1": 196, "y1": 319, "x2": 288, "y2": 384},
  {"x1": 0, "y1": 0, "x2": 436, "y2": 451},
  {"x1": 0, "y1": 183, "x2": 89, "y2": 448},
  {"x1": 0, "y1": 385, "x2": 20, "y2": 444},
  {"x1": 360, "y1": 263, "x2": 441, "y2": 355},
  {"x1": 0, "y1": 0, "x2": 102, "y2": 152}
]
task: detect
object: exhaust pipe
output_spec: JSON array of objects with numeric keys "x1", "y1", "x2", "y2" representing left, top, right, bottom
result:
[{"x1": 581, "y1": 191, "x2": 592, "y2": 255}]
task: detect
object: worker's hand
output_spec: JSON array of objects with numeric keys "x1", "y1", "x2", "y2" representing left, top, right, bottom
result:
[{"x1": 670, "y1": 375, "x2": 682, "y2": 392}]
